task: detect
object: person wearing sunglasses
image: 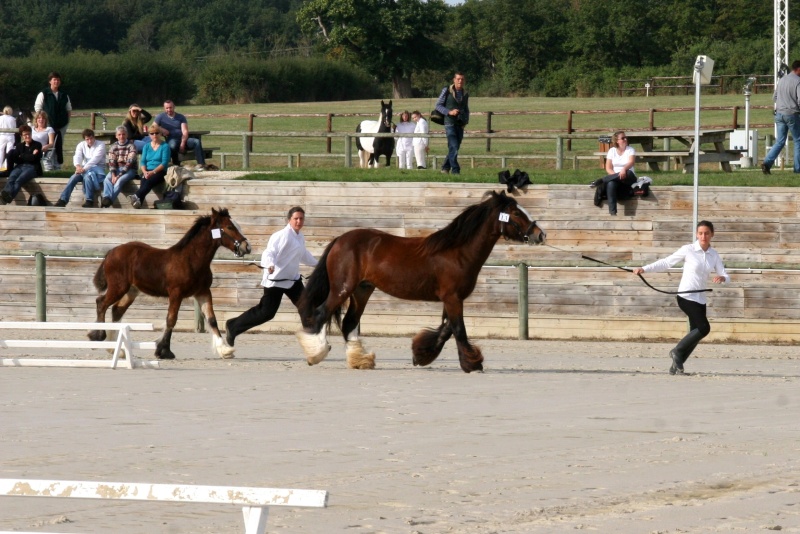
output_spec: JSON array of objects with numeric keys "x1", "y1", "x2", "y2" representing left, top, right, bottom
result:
[
  {"x1": 128, "y1": 126, "x2": 170, "y2": 209},
  {"x1": 591, "y1": 130, "x2": 637, "y2": 216}
]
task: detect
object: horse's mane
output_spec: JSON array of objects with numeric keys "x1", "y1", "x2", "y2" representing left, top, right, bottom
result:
[
  {"x1": 174, "y1": 208, "x2": 230, "y2": 249},
  {"x1": 423, "y1": 191, "x2": 514, "y2": 254}
]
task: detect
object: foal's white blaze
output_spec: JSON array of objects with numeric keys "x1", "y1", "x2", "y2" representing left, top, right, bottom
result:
[{"x1": 213, "y1": 334, "x2": 236, "y2": 359}]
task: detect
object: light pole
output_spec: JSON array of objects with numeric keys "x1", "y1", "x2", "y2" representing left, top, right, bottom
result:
[
  {"x1": 742, "y1": 77, "x2": 756, "y2": 167},
  {"x1": 692, "y1": 55, "x2": 714, "y2": 237}
]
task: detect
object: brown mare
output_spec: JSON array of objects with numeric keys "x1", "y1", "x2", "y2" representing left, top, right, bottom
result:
[
  {"x1": 296, "y1": 191, "x2": 546, "y2": 373},
  {"x1": 88, "y1": 208, "x2": 251, "y2": 360}
]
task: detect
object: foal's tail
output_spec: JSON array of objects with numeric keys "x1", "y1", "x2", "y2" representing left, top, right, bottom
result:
[
  {"x1": 93, "y1": 257, "x2": 108, "y2": 292},
  {"x1": 298, "y1": 238, "x2": 341, "y2": 331}
]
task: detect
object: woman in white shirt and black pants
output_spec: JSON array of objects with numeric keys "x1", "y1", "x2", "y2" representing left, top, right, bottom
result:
[
  {"x1": 633, "y1": 221, "x2": 730, "y2": 375},
  {"x1": 225, "y1": 207, "x2": 317, "y2": 346},
  {"x1": 592, "y1": 130, "x2": 636, "y2": 216}
]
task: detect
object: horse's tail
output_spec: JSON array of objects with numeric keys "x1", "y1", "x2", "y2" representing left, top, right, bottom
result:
[
  {"x1": 355, "y1": 123, "x2": 364, "y2": 152},
  {"x1": 298, "y1": 238, "x2": 341, "y2": 332},
  {"x1": 93, "y1": 257, "x2": 108, "y2": 292}
]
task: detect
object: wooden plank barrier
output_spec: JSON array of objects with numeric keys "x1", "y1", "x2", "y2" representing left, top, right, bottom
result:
[
  {"x1": 0, "y1": 322, "x2": 159, "y2": 369},
  {"x1": 0, "y1": 478, "x2": 328, "y2": 534}
]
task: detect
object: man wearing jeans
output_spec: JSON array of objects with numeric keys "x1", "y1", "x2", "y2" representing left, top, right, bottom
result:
[
  {"x1": 153, "y1": 100, "x2": 206, "y2": 172},
  {"x1": 762, "y1": 60, "x2": 800, "y2": 174},
  {"x1": 434, "y1": 72, "x2": 469, "y2": 175},
  {"x1": 54, "y1": 129, "x2": 106, "y2": 208}
]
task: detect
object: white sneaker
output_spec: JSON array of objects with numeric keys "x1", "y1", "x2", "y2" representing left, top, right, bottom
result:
[
  {"x1": 128, "y1": 194, "x2": 141, "y2": 209},
  {"x1": 193, "y1": 164, "x2": 205, "y2": 172}
]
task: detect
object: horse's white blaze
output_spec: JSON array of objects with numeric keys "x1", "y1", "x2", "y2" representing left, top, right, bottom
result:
[{"x1": 213, "y1": 334, "x2": 235, "y2": 359}]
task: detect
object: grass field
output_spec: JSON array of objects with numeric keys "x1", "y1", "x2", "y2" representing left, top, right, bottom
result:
[{"x1": 61, "y1": 94, "x2": 794, "y2": 185}]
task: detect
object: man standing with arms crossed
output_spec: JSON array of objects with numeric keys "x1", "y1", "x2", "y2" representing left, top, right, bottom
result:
[
  {"x1": 34, "y1": 72, "x2": 71, "y2": 170},
  {"x1": 762, "y1": 60, "x2": 800, "y2": 174}
]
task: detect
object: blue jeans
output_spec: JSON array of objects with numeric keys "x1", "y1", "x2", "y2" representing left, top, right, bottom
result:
[
  {"x1": 59, "y1": 167, "x2": 106, "y2": 203},
  {"x1": 442, "y1": 124, "x2": 464, "y2": 174},
  {"x1": 3, "y1": 163, "x2": 37, "y2": 199},
  {"x1": 167, "y1": 137, "x2": 205, "y2": 165},
  {"x1": 764, "y1": 112, "x2": 800, "y2": 172},
  {"x1": 103, "y1": 169, "x2": 138, "y2": 201}
]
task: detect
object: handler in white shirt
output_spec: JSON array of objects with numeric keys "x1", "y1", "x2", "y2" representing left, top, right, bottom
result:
[
  {"x1": 54, "y1": 128, "x2": 106, "y2": 207},
  {"x1": 411, "y1": 110, "x2": 429, "y2": 169},
  {"x1": 633, "y1": 220, "x2": 729, "y2": 375},
  {"x1": 225, "y1": 206, "x2": 318, "y2": 346}
]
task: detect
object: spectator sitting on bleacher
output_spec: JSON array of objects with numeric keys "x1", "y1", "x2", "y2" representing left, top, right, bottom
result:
[
  {"x1": 101, "y1": 126, "x2": 137, "y2": 208},
  {"x1": 590, "y1": 130, "x2": 637, "y2": 216},
  {"x1": 128, "y1": 125, "x2": 170, "y2": 209},
  {"x1": 153, "y1": 100, "x2": 206, "y2": 172},
  {"x1": 122, "y1": 103, "x2": 151, "y2": 154},
  {"x1": 0, "y1": 125, "x2": 42, "y2": 204},
  {"x1": 54, "y1": 129, "x2": 106, "y2": 208}
]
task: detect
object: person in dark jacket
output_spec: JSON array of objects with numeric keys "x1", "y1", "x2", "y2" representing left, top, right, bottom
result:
[
  {"x1": 1, "y1": 125, "x2": 43, "y2": 204},
  {"x1": 122, "y1": 103, "x2": 152, "y2": 153},
  {"x1": 34, "y1": 72, "x2": 71, "y2": 170},
  {"x1": 434, "y1": 72, "x2": 469, "y2": 175}
]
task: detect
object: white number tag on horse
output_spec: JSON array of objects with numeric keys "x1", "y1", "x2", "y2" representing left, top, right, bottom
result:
[
  {"x1": 211, "y1": 229, "x2": 222, "y2": 239},
  {"x1": 498, "y1": 213, "x2": 510, "y2": 222}
]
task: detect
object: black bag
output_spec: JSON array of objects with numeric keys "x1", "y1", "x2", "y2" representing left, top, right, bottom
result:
[
  {"x1": 154, "y1": 185, "x2": 185, "y2": 210},
  {"x1": 430, "y1": 108, "x2": 445, "y2": 125}
]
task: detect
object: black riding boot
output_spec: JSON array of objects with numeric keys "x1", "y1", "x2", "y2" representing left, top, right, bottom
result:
[{"x1": 671, "y1": 328, "x2": 707, "y2": 370}]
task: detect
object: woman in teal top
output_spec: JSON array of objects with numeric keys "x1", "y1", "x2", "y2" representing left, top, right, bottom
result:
[{"x1": 129, "y1": 125, "x2": 170, "y2": 209}]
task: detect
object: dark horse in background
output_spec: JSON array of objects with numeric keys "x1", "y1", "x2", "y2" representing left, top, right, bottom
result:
[
  {"x1": 296, "y1": 191, "x2": 546, "y2": 373},
  {"x1": 89, "y1": 208, "x2": 251, "y2": 360},
  {"x1": 356, "y1": 100, "x2": 394, "y2": 168}
]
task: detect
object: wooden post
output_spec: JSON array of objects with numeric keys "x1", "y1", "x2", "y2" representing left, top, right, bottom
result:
[
  {"x1": 35, "y1": 252, "x2": 46, "y2": 322},
  {"x1": 242, "y1": 134, "x2": 250, "y2": 170},
  {"x1": 567, "y1": 111, "x2": 573, "y2": 151},
  {"x1": 649, "y1": 109, "x2": 655, "y2": 130},
  {"x1": 732, "y1": 106, "x2": 739, "y2": 129},
  {"x1": 517, "y1": 263, "x2": 528, "y2": 340},
  {"x1": 556, "y1": 136, "x2": 563, "y2": 170},
  {"x1": 327, "y1": 114, "x2": 333, "y2": 154},
  {"x1": 344, "y1": 135, "x2": 352, "y2": 168},
  {"x1": 90, "y1": 112, "x2": 96, "y2": 130},
  {"x1": 248, "y1": 114, "x2": 255, "y2": 152},
  {"x1": 486, "y1": 111, "x2": 493, "y2": 152}
]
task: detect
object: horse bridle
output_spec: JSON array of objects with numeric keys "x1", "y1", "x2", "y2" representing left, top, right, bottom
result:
[
  {"x1": 213, "y1": 221, "x2": 248, "y2": 257},
  {"x1": 499, "y1": 210, "x2": 539, "y2": 243}
]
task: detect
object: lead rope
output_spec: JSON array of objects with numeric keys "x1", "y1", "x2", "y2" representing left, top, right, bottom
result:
[{"x1": 542, "y1": 244, "x2": 711, "y2": 296}]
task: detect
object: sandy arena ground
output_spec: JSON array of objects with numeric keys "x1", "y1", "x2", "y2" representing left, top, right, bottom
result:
[{"x1": 1, "y1": 330, "x2": 799, "y2": 533}]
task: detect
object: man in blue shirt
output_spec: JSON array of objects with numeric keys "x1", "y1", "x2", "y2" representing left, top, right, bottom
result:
[{"x1": 153, "y1": 100, "x2": 206, "y2": 172}]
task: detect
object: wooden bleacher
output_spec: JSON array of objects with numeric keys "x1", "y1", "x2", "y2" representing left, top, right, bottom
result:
[{"x1": 1, "y1": 178, "x2": 799, "y2": 343}]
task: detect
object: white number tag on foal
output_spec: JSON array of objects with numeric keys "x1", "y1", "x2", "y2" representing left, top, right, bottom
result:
[
  {"x1": 498, "y1": 213, "x2": 510, "y2": 222},
  {"x1": 211, "y1": 228, "x2": 222, "y2": 239}
]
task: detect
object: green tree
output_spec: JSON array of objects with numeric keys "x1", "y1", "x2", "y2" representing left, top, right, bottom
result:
[{"x1": 297, "y1": 0, "x2": 448, "y2": 98}]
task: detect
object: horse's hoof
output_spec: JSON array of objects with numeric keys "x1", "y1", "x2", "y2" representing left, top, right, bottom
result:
[
  {"x1": 87, "y1": 330, "x2": 106, "y2": 342},
  {"x1": 306, "y1": 344, "x2": 331, "y2": 366},
  {"x1": 156, "y1": 352, "x2": 176, "y2": 360},
  {"x1": 213, "y1": 335, "x2": 236, "y2": 359},
  {"x1": 346, "y1": 340, "x2": 376, "y2": 370},
  {"x1": 296, "y1": 331, "x2": 330, "y2": 365}
]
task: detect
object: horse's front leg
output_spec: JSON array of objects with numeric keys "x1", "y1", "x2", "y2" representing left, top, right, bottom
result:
[
  {"x1": 444, "y1": 299, "x2": 483, "y2": 373},
  {"x1": 411, "y1": 313, "x2": 453, "y2": 367},
  {"x1": 155, "y1": 295, "x2": 182, "y2": 360},
  {"x1": 195, "y1": 292, "x2": 235, "y2": 359}
]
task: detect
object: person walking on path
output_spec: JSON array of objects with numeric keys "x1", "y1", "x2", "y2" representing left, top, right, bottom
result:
[
  {"x1": 225, "y1": 207, "x2": 318, "y2": 346},
  {"x1": 633, "y1": 221, "x2": 729, "y2": 375},
  {"x1": 434, "y1": 72, "x2": 469, "y2": 175},
  {"x1": 762, "y1": 60, "x2": 800, "y2": 174}
]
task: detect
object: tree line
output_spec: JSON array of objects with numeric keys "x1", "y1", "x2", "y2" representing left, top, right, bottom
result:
[{"x1": 0, "y1": 0, "x2": 790, "y2": 100}]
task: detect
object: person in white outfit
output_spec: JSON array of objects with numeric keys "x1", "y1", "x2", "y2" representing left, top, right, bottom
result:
[
  {"x1": 225, "y1": 207, "x2": 318, "y2": 346},
  {"x1": 411, "y1": 110, "x2": 429, "y2": 169},
  {"x1": 633, "y1": 220, "x2": 729, "y2": 375},
  {"x1": 394, "y1": 110, "x2": 415, "y2": 169},
  {"x1": 0, "y1": 106, "x2": 17, "y2": 171}
]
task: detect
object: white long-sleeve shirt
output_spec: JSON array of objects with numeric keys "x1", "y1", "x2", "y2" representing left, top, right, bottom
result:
[
  {"x1": 413, "y1": 118, "x2": 429, "y2": 148},
  {"x1": 641, "y1": 241, "x2": 729, "y2": 305},
  {"x1": 261, "y1": 224, "x2": 318, "y2": 289},
  {"x1": 395, "y1": 121, "x2": 415, "y2": 152},
  {"x1": 72, "y1": 140, "x2": 106, "y2": 172}
]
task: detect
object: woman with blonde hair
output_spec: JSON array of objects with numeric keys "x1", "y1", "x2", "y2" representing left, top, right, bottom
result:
[
  {"x1": 0, "y1": 106, "x2": 17, "y2": 171},
  {"x1": 30, "y1": 110, "x2": 56, "y2": 171},
  {"x1": 122, "y1": 103, "x2": 152, "y2": 153}
]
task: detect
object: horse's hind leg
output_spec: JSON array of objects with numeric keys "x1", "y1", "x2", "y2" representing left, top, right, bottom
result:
[
  {"x1": 442, "y1": 299, "x2": 483, "y2": 373},
  {"x1": 195, "y1": 292, "x2": 235, "y2": 359},
  {"x1": 412, "y1": 312, "x2": 453, "y2": 367},
  {"x1": 88, "y1": 284, "x2": 135, "y2": 342},
  {"x1": 154, "y1": 294, "x2": 182, "y2": 360},
  {"x1": 341, "y1": 283, "x2": 376, "y2": 370}
]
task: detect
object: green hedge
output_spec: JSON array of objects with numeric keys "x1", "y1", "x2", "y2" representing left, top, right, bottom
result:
[
  {"x1": 0, "y1": 52, "x2": 194, "y2": 110},
  {"x1": 194, "y1": 57, "x2": 380, "y2": 104}
]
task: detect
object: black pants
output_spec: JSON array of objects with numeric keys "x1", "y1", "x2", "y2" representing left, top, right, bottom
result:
[
  {"x1": 674, "y1": 296, "x2": 710, "y2": 363},
  {"x1": 602, "y1": 171, "x2": 636, "y2": 215},
  {"x1": 226, "y1": 280, "x2": 304, "y2": 338}
]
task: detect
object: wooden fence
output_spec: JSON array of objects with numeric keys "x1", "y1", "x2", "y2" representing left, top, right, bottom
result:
[{"x1": 0, "y1": 180, "x2": 799, "y2": 343}]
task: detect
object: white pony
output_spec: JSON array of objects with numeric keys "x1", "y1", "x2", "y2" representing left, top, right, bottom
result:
[{"x1": 355, "y1": 100, "x2": 394, "y2": 168}]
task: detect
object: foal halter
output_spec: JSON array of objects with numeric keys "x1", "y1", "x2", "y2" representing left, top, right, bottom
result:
[
  {"x1": 499, "y1": 211, "x2": 538, "y2": 243},
  {"x1": 213, "y1": 223, "x2": 248, "y2": 257}
]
